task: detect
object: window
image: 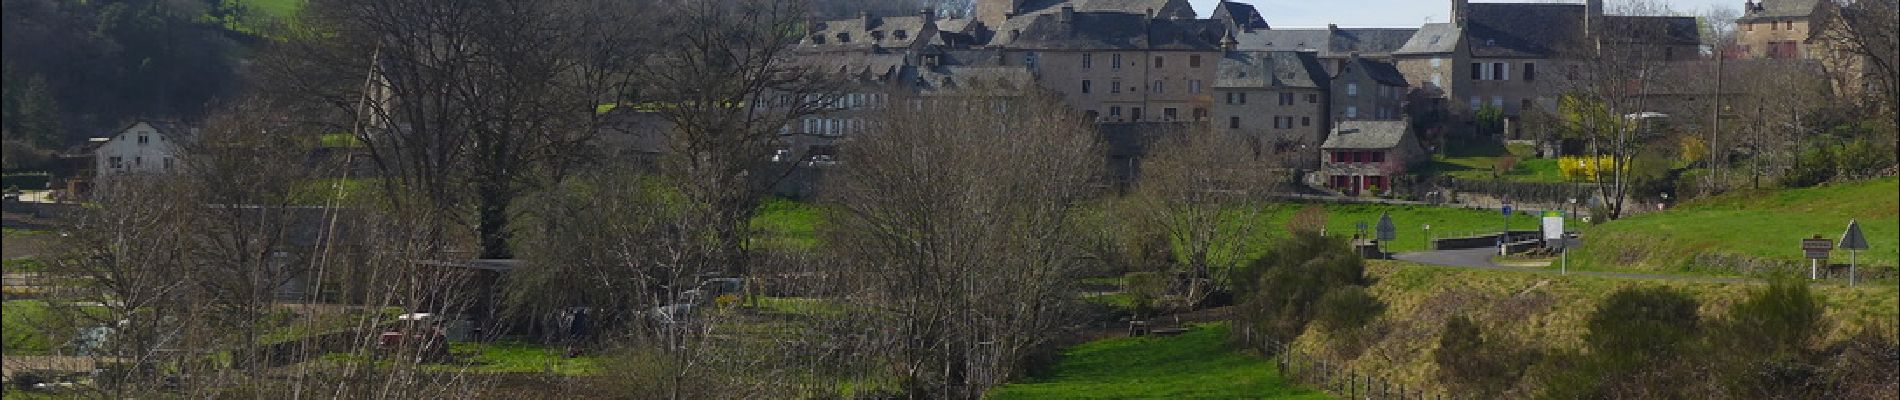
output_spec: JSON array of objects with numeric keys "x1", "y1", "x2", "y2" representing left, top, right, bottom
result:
[
  {"x1": 1771, "y1": 21, "x2": 1779, "y2": 30},
  {"x1": 1523, "y1": 63, "x2": 1536, "y2": 81},
  {"x1": 1431, "y1": 58, "x2": 1443, "y2": 68},
  {"x1": 1371, "y1": 151, "x2": 1385, "y2": 163},
  {"x1": 1225, "y1": 92, "x2": 1235, "y2": 104},
  {"x1": 1154, "y1": 56, "x2": 1164, "y2": 68},
  {"x1": 1471, "y1": 62, "x2": 1483, "y2": 80},
  {"x1": 1152, "y1": 80, "x2": 1164, "y2": 93},
  {"x1": 1280, "y1": 93, "x2": 1295, "y2": 105},
  {"x1": 1302, "y1": 116, "x2": 1311, "y2": 126},
  {"x1": 1110, "y1": 107, "x2": 1123, "y2": 117},
  {"x1": 138, "y1": 135, "x2": 150, "y2": 145},
  {"x1": 1491, "y1": 96, "x2": 1504, "y2": 108},
  {"x1": 1082, "y1": 53, "x2": 1093, "y2": 69},
  {"x1": 1111, "y1": 79, "x2": 1122, "y2": 93},
  {"x1": 1347, "y1": 83, "x2": 1358, "y2": 96},
  {"x1": 1082, "y1": 80, "x2": 1092, "y2": 93},
  {"x1": 1189, "y1": 54, "x2": 1202, "y2": 68},
  {"x1": 163, "y1": 157, "x2": 173, "y2": 170},
  {"x1": 1229, "y1": 116, "x2": 1241, "y2": 129},
  {"x1": 1112, "y1": 54, "x2": 1122, "y2": 70},
  {"x1": 1493, "y1": 62, "x2": 1508, "y2": 80},
  {"x1": 134, "y1": 156, "x2": 142, "y2": 166},
  {"x1": 1131, "y1": 107, "x2": 1143, "y2": 121},
  {"x1": 1469, "y1": 96, "x2": 1481, "y2": 109},
  {"x1": 895, "y1": 29, "x2": 908, "y2": 40},
  {"x1": 1432, "y1": 73, "x2": 1443, "y2": 87},
  {"x1": 1193, "y1": 108, "x2": 1207, "y2": 120},
  {"x1": 1024, "y1": 51, "x2": 1039, "y2": 69},
  {"x1": 1307, "y1": 94, "x2": 1319, "y2": 103},
  {"x1": 109, "y1": 156, "x2": 123, "y2": 169},
  {"x1": 1164, "y1": 108, "x2": 1178, "y2": 120},
  {"x1": 1346, "y1": 106, "x2": 1358, "y2": 118},
  {"x1": 1189, "y1": 80, "x2": 1202, "y2": 94},
  {"x1": 1567, "y1": 65, "x2": 1580, "y2": 80},
  {"x1": 1744, "y1": 23, "x2": 1752, "y2": 31}
]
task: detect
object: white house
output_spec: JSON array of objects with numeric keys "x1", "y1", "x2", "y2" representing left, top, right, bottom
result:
[{"x1": 94, "y1": 121, "x2": 191, "y2": 177}]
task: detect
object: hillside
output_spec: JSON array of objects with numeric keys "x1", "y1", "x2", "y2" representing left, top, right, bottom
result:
[
  {"x1": 1288, "y1": 261, "x2": 1899, "y2": 397},
  {"x1": 1574, "y1": 178, "x2": 1898, "y2": 277}
]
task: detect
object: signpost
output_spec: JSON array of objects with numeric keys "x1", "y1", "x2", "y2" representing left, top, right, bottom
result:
[
  {"x1": 1500, "y1": 201, "x2": 1514, "y2": 255},
  {"x1": 1376, "y1": 212, "x2": 1396, "y2": 259},
  {"x1": 1543, "y1": 211, "x2": 1566, "y2": 274},
  {"x1": 1801, "y1": 235, "x2": 1833, "y2": 280},
  {"x1": 1839, "y1": 220, "x2": 1869, "y2": 287}
]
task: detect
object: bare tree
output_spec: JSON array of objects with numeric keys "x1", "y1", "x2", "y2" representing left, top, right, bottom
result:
[
  {"x1": 1545, "y1": 0, "x2": 1687, "y2": 219},
  {"x1": 1126, "y1": 127, "x2": 1279, "y2": 308},
  {"x1": 826, "y1": 89, "x2": 1101, "y2": 399},
  {"x1": 637, "y1": 0, "x2": 843, "y2": 286},
  {"x1": 1811, "y1": 0, "x2": 1899, "y2": 115},
  {"x1": 272, "y1": 0, "x2": 642, "y2": 259}
]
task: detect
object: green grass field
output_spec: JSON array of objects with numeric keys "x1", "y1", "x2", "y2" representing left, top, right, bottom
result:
[
  {"x1": 1423, "y1": 138, "x2": 1566, "y2": 183},
  {"x1": 1575, "y1": 177, "x2": 1898, "y2": 277},
  {"x1": 988, "y1": 323, "x2": 1330, "y2": 400}
]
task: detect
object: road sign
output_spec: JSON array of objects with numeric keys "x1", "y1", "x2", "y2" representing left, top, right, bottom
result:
[
  {"x1": 1542, "y1": 211, "x2": 1565, "y2": 240},
  {"x1": 1502, "y1": 204, "x2": 1514, "y2": 216},
  {"x1": 1802, "y1": 236, "x2": 1833, "y2": 260},
  {"x1": 1376, "y1": 212, "x2": 1396, "y2": 241},
  {"x1": 1356, "y1": 221, "x2": 1369, "y2": 235},
  {"x1": 1840, "y1": 220, "x2": 1869, "y2": 250}
]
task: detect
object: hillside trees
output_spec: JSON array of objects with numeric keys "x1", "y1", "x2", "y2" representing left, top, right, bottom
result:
[
  {"x1": 826, "y1": 90, "x2": 1101, "y2": 399},
  {"x1": 1229, "y1": 229, "x2": 1375, "y2": 349}
]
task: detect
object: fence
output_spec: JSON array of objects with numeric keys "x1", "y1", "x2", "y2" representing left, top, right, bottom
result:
[{"x1": 1237, "y1": 326, "x2": 1457, "y2": 400}]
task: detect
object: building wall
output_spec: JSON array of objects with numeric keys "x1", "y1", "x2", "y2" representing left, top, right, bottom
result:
[
  {"x1": 1009, "y1": 49, "x2": 1220, "y2": 123},
  {"x1": 1331, "y1": 70, "x2": 1407, "y2": 122},
  {"x1": 1211, "y1": 86, "x2": 1327, "y2": 168},
  {"x1": 95, "y1": 122, "x2": 181, "y2": 176},
  {"x1": 1737, "y1": 18, "x2": 1812, "y2": 59}
]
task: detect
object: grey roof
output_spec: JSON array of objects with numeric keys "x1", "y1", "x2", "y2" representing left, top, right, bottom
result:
[
  {"x1": 1466, "y1": 3, "x2": 1588, "y2": 58},
  {"x1": 1394, "y1": 23, "x2": 1460, "y2": 55},
  {"x1": 1211, "y1": 1, "x2": 1269, "y2": 32},
  {"x1": 984, "y1": 0, "x2": 1198, "y2": 46},
  {"x1": 1600, "y1": 15, "x2": 1701, "y2": 46},
  {"x1": 1001, "y1": 11, "x2": 1222, "y2": 50},
  {"x1": 1215, "y1": 51, "x2": 1328, "y2": 89},
  {"x1": 1233, "y1": 28, "x2": 1419, "y2": 58},
  {"x1": 805, "y1": 14, "x2": 973, "y2": 50},
  {"x1": 1338, "y1": 57, "x2": 1409, "y2": 87},
  {"x1": 1739, "y1": 0, "x2": 1819, "y2": 21},
  {"x1": 1321, "y1": 120, "x2": 1410, "y2": 149}
]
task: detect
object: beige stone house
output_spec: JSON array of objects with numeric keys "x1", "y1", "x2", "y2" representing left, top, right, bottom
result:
[
  {"x1": 1736, "y1": 0, "x2": 1819, "y2": 59},
  {"x1": 991, "y1": 7, "x2": 1225, "y2": 124},
  {"x1": 1330, "y1": 55, "x2": 1409, "y2": 123},
  {"x1": 1212, "y1": 50, "x2": 1330, "y2": 168}
]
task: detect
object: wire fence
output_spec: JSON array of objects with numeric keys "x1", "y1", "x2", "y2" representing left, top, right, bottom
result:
[{"x1": 1238, "y1": 327, "x2": 1458, "y2": 400}]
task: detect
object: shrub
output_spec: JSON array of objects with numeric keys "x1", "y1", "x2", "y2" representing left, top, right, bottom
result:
[
  {"x1": 1836, "y1": 138, "x2": 1894, "y2": 180},
  {"x1": 1313, "y1": 286, "x2": 1383, "y2": 332},
  {"x1": 1780, "y1": 146, "x2": 1836, "y2": 188},
  {"x1": 1435, "y1": 315, "x2": 1537, "y2": 397},
  {"x1": 1122, "y1": 271, "x2": 1168, "y2": 318},
  {"x1": 1585, "y1": 286, "x2": 1700, "y2": 365},
  {"x1": 1229, "y1": 231, "x2": 1366, "y2": 346}
]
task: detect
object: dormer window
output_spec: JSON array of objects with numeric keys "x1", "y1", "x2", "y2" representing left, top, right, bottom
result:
[
  {"x1": 895, "y1": 30, "x2": 908, "y2": 40},
  {"x1": 837, "y1": 32, "x2": 851, "y2": 43},
  {"x1": 811, "y1": 35, "x2": 825, "y2": 44},
  {"x1": 871, "y1": 31, "x2": 885, "y2": 40}
]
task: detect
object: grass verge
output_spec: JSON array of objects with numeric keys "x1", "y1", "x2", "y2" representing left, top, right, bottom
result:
[
  {"x1": 1574, "y1": 177, "x2": 1898, "y2": 277},
  {"x1": 988, "y1": 323, "x2": 1330, "y2": 399}
]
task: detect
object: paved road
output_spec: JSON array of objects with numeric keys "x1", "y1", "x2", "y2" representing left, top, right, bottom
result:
[{"x1": 1390, "y1": 239, "x2": 1757, "y2": 284}]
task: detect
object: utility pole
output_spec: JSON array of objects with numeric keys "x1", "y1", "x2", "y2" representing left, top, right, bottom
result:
[{"x1": 1709, "y1": 52, "x2": 1723, "y2": 188}]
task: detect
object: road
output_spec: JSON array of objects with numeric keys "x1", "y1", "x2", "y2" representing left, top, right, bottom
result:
[{"x1": 1390, "y1": 239, "x2": 1757, "y2": 284}]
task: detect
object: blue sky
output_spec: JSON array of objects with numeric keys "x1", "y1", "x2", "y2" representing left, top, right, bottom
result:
[{"x1": 1188, "y1": 0, "x2": 1739, "y2": 28}]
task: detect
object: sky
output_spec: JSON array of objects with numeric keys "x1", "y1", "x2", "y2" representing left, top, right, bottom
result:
[{"x1": 1187, "y1": 0, "x2": 1740, "y2": 28}]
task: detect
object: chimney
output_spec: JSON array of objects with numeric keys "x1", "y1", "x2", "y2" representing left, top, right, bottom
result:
[
  {"x1": 1221, "y1": 31, "x2": 1238, "y2": 51},
  {"x1": 1452, "y1": 0, "x2": 1470, "y2": 29},
  {"x1": 860, "y1": 11, "x2": 873, "y2": 29},
  {"x1": 1060, "y1": 5, "x2": 1074, "y2": 26},
  {"x1": 920, "y1": 8, "x2": 935, "y2": 25},
  {"x1": 1328, "y1": 23, "x2": 1338, "y2": 32}
]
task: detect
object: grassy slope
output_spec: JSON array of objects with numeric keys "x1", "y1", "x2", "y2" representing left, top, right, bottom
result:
[
  {"x1": 1575, "y1": 177, "x2": 1899, "y2": 276},
  {"x1": 1290, "y1": 261, "x2": 1899, "y2": 395},
  {"x1": 1425, "y1": 140, "x2": 1566, "y2": 183},
  {"x1": 988, "y1": 323, "x2": 1330, "y2": 400}
]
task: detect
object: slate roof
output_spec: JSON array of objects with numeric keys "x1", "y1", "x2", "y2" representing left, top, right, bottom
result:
[
  {"x1": 984, "y1": 0, "x2": 1197, "y2": 45},
  {"x1": 1465, "y1": 3, "x2": 1588, "y2": 58},
  {"x1": 1000, "y1": 11, "x2": 1222, "y2": 50},
  {"x1": 1600, "y1": 15, "x2": 1702, "y2": 46},
  {"x1": 1211, "y1": 1, "x2": 1269, "y2": 32},
  {"x1": 1394, "y1": 23, "x2": 1460, "y2": 55},
  {"x1": 805, "y1": 13, "x2": 974, "y2": 50},
  {"x1": 1739, "y1": 0, "x2": 1819, "y2": 21},
  {"x1": 1215, "y1": 51, "x2": 1328, "y2": 89},
  {"x1": 1340, "y1": 57, "x2": 1409, "y2": 87},
  {"x1": 1233, "y1": 28, "x2": 1419, "y2": 58},
  {"x1": 1321, "y1": 120, "x2": 1411, "y2": 149}
]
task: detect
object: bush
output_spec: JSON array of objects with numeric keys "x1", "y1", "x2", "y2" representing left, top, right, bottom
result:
[
  {"x1": 1780, "y1": 146, "x2": 1836, "y2": 188},
  {"x1": 1435, "y1": 315, "x2": 1538, "y2": 397},
  {"x1": 1708, "y1": 275, "x2": 1831, "y2": 398},
  {"x1": 1836, "y1": 138, "x2": 1894, "y2": 180},
  {"x1": 1313, "y1": 286, "x2": 1383, "y2": 332},
  {"x1": 1586, "y1": 286, "x2": 1700, "y2": 364},
  {"x1": 1122, "y1": 271, "x2": 1168, "y2": 318},
  {"x1": 1229, "y1": 231, "x2": 1367, "y2": 346}
]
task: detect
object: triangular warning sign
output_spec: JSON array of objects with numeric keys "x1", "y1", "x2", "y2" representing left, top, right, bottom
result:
[{"x1": 1840, "y1": 220, "x2": 1870, "y2": 250}]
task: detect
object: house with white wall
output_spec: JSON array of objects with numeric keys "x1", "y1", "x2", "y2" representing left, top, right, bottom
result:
[{"x1": 94, "y1": 121, "x2": 191, "y2": 177}]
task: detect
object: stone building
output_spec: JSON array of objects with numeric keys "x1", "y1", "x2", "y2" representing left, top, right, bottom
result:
[
  {"x1": 1212, "y1": 50, "x2": 1329, "y2": 168},
  {"x1": 1318, "y1": 120, "x2": 1424, "y2": 195}
]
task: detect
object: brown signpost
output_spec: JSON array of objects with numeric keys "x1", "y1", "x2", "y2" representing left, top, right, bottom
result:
[{"x1": 1801, "y1": 235, "x2": 1832, "y2": 280}]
